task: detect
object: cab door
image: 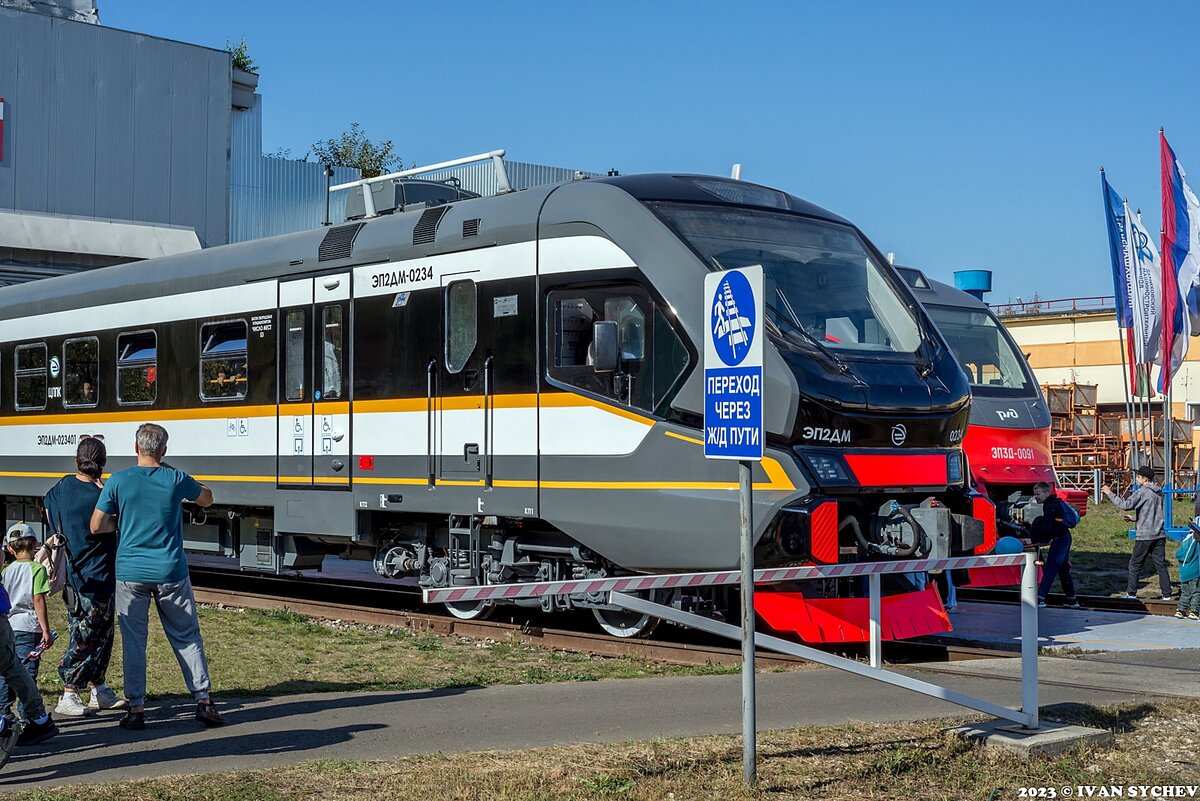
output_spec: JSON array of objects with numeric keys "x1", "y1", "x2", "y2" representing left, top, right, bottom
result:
[{"x1": 438, "y1": 271, "x2": 483, "y2": 482}]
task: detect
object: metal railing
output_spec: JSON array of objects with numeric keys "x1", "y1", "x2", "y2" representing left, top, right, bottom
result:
[
  {"x1": 992, "y1": 295, "x2": 1115, "y2": 317},
  {"x1": 425, "y1": 553, "x2": 1042, "y2": 731}
]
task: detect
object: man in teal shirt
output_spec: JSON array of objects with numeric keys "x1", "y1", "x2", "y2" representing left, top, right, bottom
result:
[{"x1": 91, "y1": 423, "x2": 224, "y2": 730}]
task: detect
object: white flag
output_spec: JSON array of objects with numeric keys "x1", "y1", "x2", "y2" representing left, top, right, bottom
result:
[{"x1": 1123, "y1": 200, "x2": 1162, "y2": 367}]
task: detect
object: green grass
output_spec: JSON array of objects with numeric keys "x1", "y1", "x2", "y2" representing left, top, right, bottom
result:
[
  {"x1": 1063, "y1": 498, "x2": 1190, "y2": 596},
  {"x1": 11, "y1": 699, "x2": 1197, "y2": 800},
  {"x1": 23, "y1": 600, "x2": 739, "y2": 709}
]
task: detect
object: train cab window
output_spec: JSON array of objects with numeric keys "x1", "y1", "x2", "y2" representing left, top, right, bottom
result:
[
  {"x1": 445, "y1": 279, "x2": 477, "y2": 374},
  {"x1": 200, "y1": 321, "x2": 248, "y2": 401},
  {"x1": 548, "y1": 286, "x2": 690, "y2": 416},
  {"x1": 63, "y1": 337, "x2": 99, "y2": 408},
  {"x1": 285, "y1": 310, "x2": 305, "y2": 402},
  {"x1": 321, "y1": 306, "x2": 343, "y2": 400},
  {"x1": 14, "y1": 343, "x2": 47, "y2": 411},
  {"x1": 116, "y1": 331, "x2": 157, "y2": 405}
]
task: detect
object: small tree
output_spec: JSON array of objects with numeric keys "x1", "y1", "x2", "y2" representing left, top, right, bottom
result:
[
  {"x1": 311, "y1": 123, "x2": 400, "y2": 179},
  {"x1": 226, "y1": 37, "x2": 257, "y2": 73}
]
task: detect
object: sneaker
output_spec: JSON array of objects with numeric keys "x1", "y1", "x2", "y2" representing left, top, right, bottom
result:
[
  {"x1": 195, "y1": 702, "x2": 225, "y2": 727},
  {"x1": 1190, "y1": 613, "x2": 1200, "y2": 621},
  {"x1": 56, "y1": 692, "x2": 96, "y2": 717},
  {"x1": 17, "y1": 716, "x2": 58, "y2": 746},
  {"x1": 87, "y1": 686, "x2": 127, "y2": 711},
  {"x1": 1119, "y1": 593, "x2": 1139, "y2": 600},
  {"x1": 117, "y1": 710, "x2": 145, "y2": 731},
  {"x1": 1178, "y1": 610, "x2": 1187, "y2": 619},
  {"x1": 1036, "y1": 599, "x2": 1047, "y2": 608},
  {"x1": 1161, "y1": 596, "x2": 1175, "y2": 602},
  {"x1": 1063, "y1": 600, "x2": 1082, "y2": 609}
]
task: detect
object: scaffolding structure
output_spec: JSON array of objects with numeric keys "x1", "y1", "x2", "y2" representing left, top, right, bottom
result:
[{"x1": 1043, "y1": 382, "x2": 1195, "y2": 490}]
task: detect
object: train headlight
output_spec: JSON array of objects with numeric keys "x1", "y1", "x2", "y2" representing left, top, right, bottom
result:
[
  {"x1": 947, "y1": 452, "x2": 963, "y2": 484},
  {"x1": 795, "y1": 449, "x2": 854, "y2": 486}
]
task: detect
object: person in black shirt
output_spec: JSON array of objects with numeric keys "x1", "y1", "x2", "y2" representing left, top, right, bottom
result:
[
  {"x1": 43, "y1": 437, "x2": 126, "y2": 716},
  {"x1": 1021, "y1": 481, "x2": 1080, "y2": 609}
]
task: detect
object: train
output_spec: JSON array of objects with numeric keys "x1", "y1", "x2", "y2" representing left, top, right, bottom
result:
[
  {"x1": 898, "y1": 267, "x2": 1087, "y2": 582},
  {"x1": 0, "y1": 168, "x2": 987, "y2": 640}
]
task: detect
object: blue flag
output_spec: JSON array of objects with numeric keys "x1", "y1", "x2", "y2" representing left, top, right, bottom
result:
[{"x1": 1102, "y1": 171, "x2": 1133, "y2": 329}]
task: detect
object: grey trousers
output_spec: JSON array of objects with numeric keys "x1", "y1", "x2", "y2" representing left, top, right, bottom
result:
[
  {"x1": 0, "y1": 617, "x2": 45, "y2": 721},
  {"x1": 116, "y1": 577, "x2": 212, "y2": 708}
]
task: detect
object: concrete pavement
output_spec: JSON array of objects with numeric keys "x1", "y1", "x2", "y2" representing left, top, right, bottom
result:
[{"x1": 2, "y1": 649, "x2": 1193, "y2": 791}]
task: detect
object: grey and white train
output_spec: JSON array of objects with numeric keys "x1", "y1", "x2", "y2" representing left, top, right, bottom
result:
[{"x1": 0, "y1": 171, "x2": 985, "y2": 640}]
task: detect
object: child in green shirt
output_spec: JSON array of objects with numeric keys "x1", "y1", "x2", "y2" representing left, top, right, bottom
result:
[{"x1": 0, "y1": 527, "x2": 53, "y2": 722}]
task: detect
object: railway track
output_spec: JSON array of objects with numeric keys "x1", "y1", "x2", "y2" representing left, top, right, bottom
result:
[
  {"x1": 958, "y1": 587, "x2": 1178, "y2": 616},
  {"x1": 189, "y1": 567, "x2": 1012, "y2": 668}
]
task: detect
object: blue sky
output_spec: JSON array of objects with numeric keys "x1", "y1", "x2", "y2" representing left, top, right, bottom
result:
[{"x1": 104, "y1": 1, "x2": 1200, "y2": 303}]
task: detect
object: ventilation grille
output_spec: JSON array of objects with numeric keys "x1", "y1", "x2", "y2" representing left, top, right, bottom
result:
[
  {"x1": 462, "y1": 218, "x2": 481, "y2": 238},
  {"x1": 318, "y1": 223, "x2": 365, "y2": 262},
  {"x1": 413, "y1": 207, "x2": 449, "y2": 246}
]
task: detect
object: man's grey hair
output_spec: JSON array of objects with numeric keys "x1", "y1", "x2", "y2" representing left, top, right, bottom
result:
[{"x1": 136, "y1": 423, "x2": 169, "y2": 458}]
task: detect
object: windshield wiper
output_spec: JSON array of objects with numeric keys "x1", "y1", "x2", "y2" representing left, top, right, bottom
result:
[{"x1": 765, "y1": 302, "x2": 866, "y2": 387}]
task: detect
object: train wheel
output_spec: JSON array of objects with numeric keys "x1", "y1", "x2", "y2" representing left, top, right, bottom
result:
[
  {"x1": 591, "y1": 590, "x2": 667, "y2": 638},
  {"x1": 444, "y1": 599, "x2": 494, "y2": 621}
]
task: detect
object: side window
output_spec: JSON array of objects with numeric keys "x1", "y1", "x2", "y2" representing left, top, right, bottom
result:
[
  {"x1": 547, "y1": 286, "x2": 690, "y2": 416},
  {"x1": 321, "y1": 306, "x2": 343, "y2": 400},
  {"x1": 63, "y1": 337, "x2": 99, "y2": 408},
  {"x1": 200, "y1": 321, "x2": 248, "y2": 401},
  {"x1": 14, "y1": 343, "x2": 47, "y2": 411},
  {"x1": 285, "y1": 310, "x2": 306, "y2": 402},
  {"x1": 117, "y1": 331, "x2": 157, "y2": 405},
  {"x1": 445, "y1": 280, "x2": 477, "y2": 374}
]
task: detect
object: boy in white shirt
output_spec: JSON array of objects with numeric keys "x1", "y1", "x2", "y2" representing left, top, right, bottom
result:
[{"x1": 0, "y1": 525, "x2": 53, "y2": 723}]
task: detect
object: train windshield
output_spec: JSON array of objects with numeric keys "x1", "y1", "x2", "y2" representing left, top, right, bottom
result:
[
  {"x1": 650, "y1": 203, "x2": 922, "y2": 355},
  {"x1": 925, "y1": 304, "x2": 1036, "y2": 396}
]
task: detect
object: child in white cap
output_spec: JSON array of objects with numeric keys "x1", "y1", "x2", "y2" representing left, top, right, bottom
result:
[
  {"x1": 0, "y1": 524, "x2": 53, "y2": 722},
  {"x1": 0, "y1": 523, "x2": 58, "y2": 761}
]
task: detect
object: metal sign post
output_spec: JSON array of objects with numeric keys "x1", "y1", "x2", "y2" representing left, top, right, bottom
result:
[{"x1": 703, "y1": 265, "x2": 764, "y2": 788}]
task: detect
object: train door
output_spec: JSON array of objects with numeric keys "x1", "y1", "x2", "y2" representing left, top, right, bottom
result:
[
  {"x1": 438, "y1": 271, "x2": 484, "y2": 483},
  {"x1": 277, "y1": 274, "x2": 351, "y2": 488},
  {"x1": 278, "y1": 278, "x2": 314, "y2": 487},
  {"x1": 313, "y1": 274, "x2": 352, "y2": 488},
  {"x1": 433, "y1": 265, "x2": 540, "y2": 517}
]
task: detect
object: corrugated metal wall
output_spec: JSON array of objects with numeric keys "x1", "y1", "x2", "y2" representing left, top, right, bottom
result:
[
  {"x1": 229, "y1": 96, "x2": 358, "y2": 242},
  {"x1": 0, "y1": 8, "x2": 231, "y2": 246}
]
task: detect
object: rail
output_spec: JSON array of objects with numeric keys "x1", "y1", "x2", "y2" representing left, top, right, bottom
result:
[
  {"x1": 992, "y1": 295, "x2": 1115, "y2": 317},
  {"x1": 328, "y1": 149, "x2": 512, "y2": 217}
]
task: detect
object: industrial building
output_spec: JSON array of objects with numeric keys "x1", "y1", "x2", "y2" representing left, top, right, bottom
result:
[{"x1": 0, "y1": 1, "x2": 592, "y2": 287}]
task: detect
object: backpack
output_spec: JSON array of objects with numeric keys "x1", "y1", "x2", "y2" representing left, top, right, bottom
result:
[
  {"x1": 1061, "y1": 501, "x2": 1080, "y2": 529},
  {"x1": 33, "y1": 534, "x2": 68, "y2": 596}
]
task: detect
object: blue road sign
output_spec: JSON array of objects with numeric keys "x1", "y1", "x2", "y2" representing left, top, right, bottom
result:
[{"x1": 704, "y1": 266, "x2": 764, "y2": 461}]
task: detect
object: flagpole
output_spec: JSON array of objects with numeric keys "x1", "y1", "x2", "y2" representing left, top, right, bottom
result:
[{"x1": 1117, "y1": 326, "x2": 1136, "y2": 467}]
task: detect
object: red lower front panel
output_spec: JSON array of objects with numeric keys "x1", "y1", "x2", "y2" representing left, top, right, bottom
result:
[
  {"x1": 843, "y1": 453, "x2": 949, "y2": 487},
  {"x1": 754, "y1": 586, "x2": 951, "y2": 643}
]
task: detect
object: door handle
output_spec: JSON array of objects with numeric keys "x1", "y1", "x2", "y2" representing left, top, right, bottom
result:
[
  {"x1": 331, "y1": 460, "x2": 345, "y2": 472},
  {"x1": 332, "y1": 430, "x2": 345, "y2": 442}
]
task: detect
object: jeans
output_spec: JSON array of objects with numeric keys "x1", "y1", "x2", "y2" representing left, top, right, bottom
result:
[
  {"x1": 0, "y1": 619, "x2": 45, "y2": 723},
  {"x1": 58, "y1": 586, "x2": 116, "y2": 690},
  {"x1": 1038, "y1": 535, "x2": 1077, "y2": 601},
  {"x1": 116, "y1": 577, "x2": 212, "y2": 709},
  {"x1": 1128, "y1": 538, "x2": 1172, "y2": 597},
  {"x1": 1179, "y1": 579, "x2": 1200, "y2": 614}
]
